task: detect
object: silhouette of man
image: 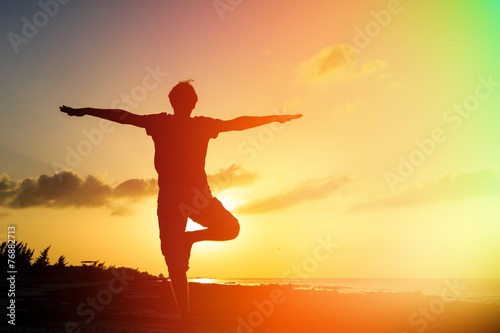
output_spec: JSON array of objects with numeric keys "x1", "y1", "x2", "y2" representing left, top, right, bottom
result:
[{"x1": 60, "y1": 79, "x2": 301, "y2": 325}]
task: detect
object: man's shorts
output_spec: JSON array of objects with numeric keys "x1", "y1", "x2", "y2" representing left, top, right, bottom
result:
[{"x1": 156, "y1": 183, "x2": 238, "y2": 275}]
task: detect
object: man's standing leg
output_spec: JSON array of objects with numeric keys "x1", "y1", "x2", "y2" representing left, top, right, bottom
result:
[
  {"x1": 169, "y1": 267, "x2": 190, "y2": 323},
  {"x1": 158, "y1": 208, "x2": 191, "y2": 324}
]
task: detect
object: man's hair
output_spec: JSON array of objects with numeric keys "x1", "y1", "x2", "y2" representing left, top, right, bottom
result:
[{"x1": 168, "y1": 79, "x2": 198, "y2": 109}]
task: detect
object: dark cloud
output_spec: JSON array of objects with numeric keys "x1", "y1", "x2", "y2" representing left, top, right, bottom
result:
[
  {"x1": 0, "y1": 171, "x2": 155, "y2": 210},
  {"x1": 350, "y1": 169, "x2": 500, "y2": 213},
  {"x1": 0, "y1": 164, "x2": 257, "y2": 216},
  {"x1": 235, "y1": 175, "x2": 353, "y2": 215}
]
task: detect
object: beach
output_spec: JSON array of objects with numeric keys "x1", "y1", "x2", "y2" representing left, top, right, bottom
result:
[{"x1": 4, "y1": 275, "x2": 500, "y2": 333}]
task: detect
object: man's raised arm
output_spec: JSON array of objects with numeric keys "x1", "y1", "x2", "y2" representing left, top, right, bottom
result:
[
  {"x1": 59, "y1": 105, "x2": 147, "y2": 127},
  {"x1": 219, "y1": 114, "x2": 302, "y2": 132}
]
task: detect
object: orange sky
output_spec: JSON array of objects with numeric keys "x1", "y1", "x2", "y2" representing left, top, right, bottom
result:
[{"x1": 1, "y1": 0, "x2": 500, "y2": 278}]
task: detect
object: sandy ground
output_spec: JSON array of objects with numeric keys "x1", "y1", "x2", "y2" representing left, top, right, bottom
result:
[{"x1": 3, "y1": 276, "x2": 500, "y2": 333}]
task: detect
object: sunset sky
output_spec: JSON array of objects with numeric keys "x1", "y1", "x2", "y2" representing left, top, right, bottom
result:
[{"x1": 1, "y1": 0, "x2": 500, "y2": 279}]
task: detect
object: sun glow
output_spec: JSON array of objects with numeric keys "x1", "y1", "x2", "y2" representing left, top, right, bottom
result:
[
  {"x1": 186, "y1": 219, "x2": 206, "y2": 232},
  {"x1": 189, "y1": 278, "x2": 217, "y2": 284},
  {"x1": 216, "y1": 190, "x2": 244, "y2": 211},
  {"x1": 185, "y1": 191, "x2": 243, "y2": 232}
]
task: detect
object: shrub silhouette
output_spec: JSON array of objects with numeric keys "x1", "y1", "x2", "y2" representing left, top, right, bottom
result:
[
  {"x1": 55, "y1": 255, "x2": 67, "y2": 267},
  {"x1": 0, "y1": 241, "x2": 157, "y2": 281},
  {"x1": 33, "y1": 245, "x2": 51, "y2": 267},
  {"x1": 0, "y1": 241, "x2": 35, "y2": 270}
]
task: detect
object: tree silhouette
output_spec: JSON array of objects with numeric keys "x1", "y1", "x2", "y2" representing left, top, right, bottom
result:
[
  {"x1": 1, "y1": 241, "x2": 156, "y2": 281},
  {"x1": 55, "y1": 255, "x2": 67, "y2": 267},
  {"x1": 34, "y1": 245, "x2": 51, "y2": 267},
  {"x1": 0, "y1": 241, "x2": 35, "y2": 270},
  {"x1": 16, "y1": 242, "x2": 35, "y2": 268}
]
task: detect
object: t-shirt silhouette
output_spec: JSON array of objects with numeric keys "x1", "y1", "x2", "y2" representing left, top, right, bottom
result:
[{"x1": 144, "y1": 113, "x2": 223, "y2": 187}]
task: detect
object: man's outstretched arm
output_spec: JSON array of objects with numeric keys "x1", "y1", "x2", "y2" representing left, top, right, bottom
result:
[
  {"x1": 219, "y1": 114, "x2": 302, "y2": 132},
  {"x1": 59, "y1": 105, "x2": 147, "y2": 127}
]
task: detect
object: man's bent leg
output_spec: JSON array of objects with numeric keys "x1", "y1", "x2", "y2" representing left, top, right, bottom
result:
[
  {"x1": 185, "y1": 221, "x2": 239, "y2": 245},
  {"x1": 187, "y1": 197, "x2": 240, "y2": 246}
]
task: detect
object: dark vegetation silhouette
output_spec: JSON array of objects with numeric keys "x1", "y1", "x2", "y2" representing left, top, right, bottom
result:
[
  {"x1": 0, "y1": 241, "x2": 166, "y2": 332},
  {"x1": 0, "y1": 241, "x2": 156, "y2": 280},
  {"x1": 33, "y1": 245, "x2": 51, "y2": 267},
  {"x1": 0, "y1": 241, "x2": 34, "y2": 271}
]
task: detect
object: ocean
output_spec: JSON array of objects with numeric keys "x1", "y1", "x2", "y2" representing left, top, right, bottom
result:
[{"x1": 188, "y1": 278, "x2": 500, "y2": 305}]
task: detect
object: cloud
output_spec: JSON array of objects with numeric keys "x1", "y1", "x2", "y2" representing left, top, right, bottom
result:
[
  {"x1": 297, "y1": 44, "x2": 389, "y2": 84},
  {"x1": 113, "y1": 178, "x2": 158, "y2": 198},
  {"x1": 350, "y1": 169, "x2": 500, "y2": 212},
  {"x1": 0, "y1": 171, "x2": 157, "y2": 210},
  {"x1": 361, "y1": 59, "x2": 389, "y2": 74},
  {"x1": 235, "y1": 175, "x2": 353, "y2": 215},
  {"x1": 207, "y1": 164, "x2": 259, "y2": 194},
  {"x1": 0, "y1": 164, "x2": 257, "y2": 217}
]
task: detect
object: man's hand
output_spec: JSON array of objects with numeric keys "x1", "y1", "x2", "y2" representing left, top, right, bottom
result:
[
  {"x1": 59, "y1": 105, "x2": 86, "y2": 117},
  {"x1": 276, "y1": 114, "x2": 303, "y2": 123},
  {"x1": 59, "y1": 106, "x2": 146, "y2": 127},
  {"x1": 220, "y1": 114, "x2": 303, "y2": 132}
]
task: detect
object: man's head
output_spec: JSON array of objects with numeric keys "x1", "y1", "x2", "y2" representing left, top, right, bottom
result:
[{"x1": 168, "y1": 79, "x2": 198, "y2": 117}]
